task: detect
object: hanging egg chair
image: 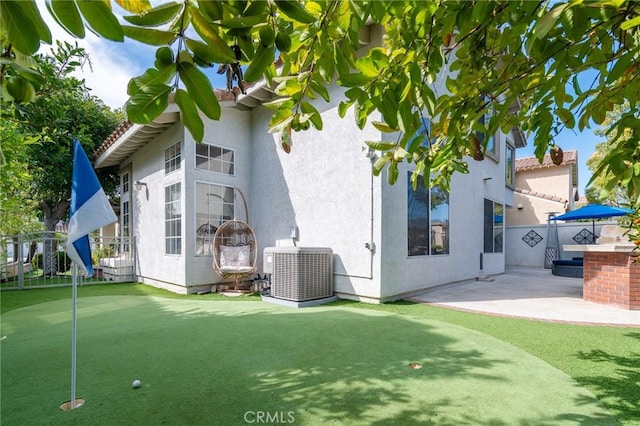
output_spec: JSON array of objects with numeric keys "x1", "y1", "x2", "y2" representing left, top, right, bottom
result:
[{"x1": 212, "y1": 188, "x2": 257, "y2": 290}]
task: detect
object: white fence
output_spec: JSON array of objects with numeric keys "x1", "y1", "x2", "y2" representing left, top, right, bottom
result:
[
  {"x1": 1, "y1": 232, "x2": 134, "y2": 290},
  {"x1": 505, "y1": 220, "x2": 619, "y2": 268}
]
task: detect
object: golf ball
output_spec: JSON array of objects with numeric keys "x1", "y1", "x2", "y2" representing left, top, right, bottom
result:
[{"x1": 132, "y1": 380, "x2": 141, "y2": 388}]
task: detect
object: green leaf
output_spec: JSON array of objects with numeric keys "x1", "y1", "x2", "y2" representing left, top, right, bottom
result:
[
  {"x1": 274, "y1": 0, "x2": 316, "y2": 24},
  {"x1": 126, "y1": 84, "x2": 171, "y2": 124},
  {"x1": 0, "y1": 1, "x2": 48, "y2": 54},
  {"x1": 300, "y1": 101, "x2": 323, "y2": 130},
  {"x1": 47, "y1": 0, "x2": 85, "y2": 38},
  {"x1": 269, "y1": 108, "x2": 295, "y2": 133},
  {"x1": 19, "y1": 0, "x2": 52, "y2": 43},
  {"x1": 76, "y1": 0, "x2": 124, "y2": 41},
  {"x1": 123, "y1": 1, "x2": 182, "y2": 26},
  {"x1": 174, "y1": 89, "x2": 204, "y2": 142},
  {"x1": 183, "y1": 38, "x2": 227, "y2": 64},
  {"x1": 115, "y1": 0, "x2": 152, "y2": 14},
  {"x1": 244, "y1": 44, "x2": 275, "y2": 82},
  {"x1": 338, "y1": 73, "x2": 372, "y2": 87},
  {"x1": 620, "y1": 15, "x2": 640, "y2": 30},
  {"x1": 366, "y1": 141, "x2": 397, "y2": 151},
  {"x1": 309, "y1": 80, "x2": 330, "y2": 102},
  {"x1": 178, "y1": 59, "x2": 221, "y2": 120},
  {"x1": 197, "y1": 1, "x2": 222, "y2": 20},
  {"x1": 534, "y1": 3, "x2": 568, "y2": 39},
  {"x1": 372, "y1": 121, "x2": 398, "y2": 133},
  {"x1": 387, "y1": 161, "x2": 399, "y2": 185},
  {"x1": 338, "y1": 100, "x2": 354, "y2": 118},
  {"x1": 607, "y1": 53, "x2": 635, "y2": 83},
  {"x1": 555, "y1": 108, "x2": 575, "y2": 129},
  {"x1": 128, "y1": 67, "x2": 175, "y2": 96},
  {"x1": 188, "y1": 5, "x2": 236, "y2": 63},
  {"x1": 372, "y1": 154, "x2": 390, "y2": 176},
  {"x1": 122, "y1": 26, "x2": 176, "y2": 45},
  {"x1": 355, "y1": 57, "x2": 378, "y2": 78},
  {"x1": 218, "y1": 15, "x2": 266, "y2": 29}
]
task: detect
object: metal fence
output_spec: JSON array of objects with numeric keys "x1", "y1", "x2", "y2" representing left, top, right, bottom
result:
[{"x1": 1, "y1": 232, "x2": 134, "y2": 290}]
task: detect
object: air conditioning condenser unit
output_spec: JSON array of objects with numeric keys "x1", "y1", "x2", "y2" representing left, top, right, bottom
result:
[{"x1": 263, "y1": 247, "x2": 333, "y2": 302}]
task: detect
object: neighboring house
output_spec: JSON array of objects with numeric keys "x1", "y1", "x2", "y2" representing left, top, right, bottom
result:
[
  {"x1": 506, "y1": 150, "x2": 579, "y2": 226},
  {"x1": 94, "y1": 66, "x2": 527, "y2": 303}
]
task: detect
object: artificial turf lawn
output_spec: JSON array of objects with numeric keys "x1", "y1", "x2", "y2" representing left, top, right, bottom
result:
[{"x1": 1, "y1": 287, "x2": 629, "y2": 425}]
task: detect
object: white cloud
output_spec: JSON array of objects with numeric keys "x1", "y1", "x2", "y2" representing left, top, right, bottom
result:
[{"x1": 37, "y1": 1, "x2": 150, "y2": 109}]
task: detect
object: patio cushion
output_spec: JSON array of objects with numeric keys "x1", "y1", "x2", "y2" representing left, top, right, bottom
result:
[
  {"x1": 552, "y1": 260, "x2": 583, "y2": 266},
  {"x1": 220, "y1": 245, "x2": 250, "y2": 269}
]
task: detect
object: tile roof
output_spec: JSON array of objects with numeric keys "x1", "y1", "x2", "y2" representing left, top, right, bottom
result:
[
  {"x1": 515, "y1": 149, "x2": 577, "y2": 171},
  {"x1": 94, "y1": 88, "x2": 243, "y2": 160},
  {"x1": 514, "y1": 187, "x2": 567, "y2": 204}
]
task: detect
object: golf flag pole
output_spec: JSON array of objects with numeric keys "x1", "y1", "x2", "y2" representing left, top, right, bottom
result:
[{"x1": 63, "y1": 139, "x2": 117, "y2": 411}]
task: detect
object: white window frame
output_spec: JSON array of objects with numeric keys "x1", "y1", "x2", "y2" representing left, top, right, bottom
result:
[
  {"x1": 505, "y1": 140, "x2": 515, "y2": 189},
  {"x1": 194, "y1": 182, "x2": 235, "y2": 256},
  {"x1": 484, "y1": 198, "x2": 504, "y2": 254},
  {"x1": 165, "y1": 182, "x2": 182, "y2": 255},
  {"x1": 195, "y1": 142, "x2": 235, "y2": 175},
  {"x1": 165, "y1": 142, "x2": 181, "y2": 175}
]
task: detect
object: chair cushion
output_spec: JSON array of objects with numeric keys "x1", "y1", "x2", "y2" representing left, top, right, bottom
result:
[{"x1": 220, "y1": 245, "x2": 251, "y2": 269}]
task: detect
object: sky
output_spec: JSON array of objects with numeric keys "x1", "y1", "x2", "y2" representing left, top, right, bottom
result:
[{"x1": 37, "y1": 3, "x2": 600, "y2": 196}]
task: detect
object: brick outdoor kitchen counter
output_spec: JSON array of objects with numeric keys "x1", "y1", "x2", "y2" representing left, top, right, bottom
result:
[{"x1": 564, "y1": 244, "x2": 640, "y2": 310}]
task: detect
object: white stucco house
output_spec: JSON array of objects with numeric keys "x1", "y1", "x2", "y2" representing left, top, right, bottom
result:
[{"x1": 95, "y1": 69, "x2": 527, "y2": 303}]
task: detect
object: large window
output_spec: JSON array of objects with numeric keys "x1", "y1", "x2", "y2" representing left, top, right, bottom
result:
[
  {"x1": 505, "y1": 143, "x2": 515, "y2": 188},
  {"x1": 478, "y1": 96, "x2": 498, "y2": 160},
  {"x1": 120, "y1": 172, "x2": 130, "y2": 253},
  {"x1": 165, "y1": 183, "x2": 182, "y2": 255},
  {"x1": 195, "y1": 183, "x2": 235, "y2": 255},
  {"x1": 165, "y1": 142, "x2": 181, "y2": 174},
  {"x1": 196, "y1": 143, "x2": 234, "y2": 175},
  {"x1": 484, "y1": 199, "x2": 503, "y2": 253},
  {"x1": 408, "y1": 173, "x2": 449, "y2": 256}
]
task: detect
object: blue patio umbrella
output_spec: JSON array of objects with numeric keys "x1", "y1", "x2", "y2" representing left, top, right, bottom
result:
[{"x1": 553, "y1": 204, "x2": 633, "y2": 242}]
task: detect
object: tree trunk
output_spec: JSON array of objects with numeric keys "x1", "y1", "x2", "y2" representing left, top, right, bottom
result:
[{"x1": 40, "y1": 200, "x2": 70, "y2": 277}]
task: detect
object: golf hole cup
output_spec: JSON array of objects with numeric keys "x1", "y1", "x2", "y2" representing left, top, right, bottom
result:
[{"x1": 132, "y1": 379, "x2": 141, "y2": 389}]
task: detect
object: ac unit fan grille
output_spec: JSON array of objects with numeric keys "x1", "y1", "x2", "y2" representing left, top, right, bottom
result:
[{"x1": 270, "y1": 251, "x2": 333, "y2": 302}]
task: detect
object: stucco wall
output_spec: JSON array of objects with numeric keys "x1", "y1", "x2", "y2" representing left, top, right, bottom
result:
[
  {"x1": 249, "y1": 88, "x2": 384, "y2": 301},
  {"x1": 378, "y1": 136, "x2": 510, "y2": 300},
  {"x1": 506, "y1": 191, "x2": 566, "y2": 226},
  {"x1": 515, "y1": 165, "x2": 572, "y2": 202},
  {"x1": 505, "y1": 221, "x2": 617, "y2": 268},
  {"x1": 128, "y1": 122, "x2": 187, "y2": 291}
]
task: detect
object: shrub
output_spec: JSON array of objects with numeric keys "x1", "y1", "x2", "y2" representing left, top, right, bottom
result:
[{"x1": 33, "y1": 251, "x2": 72, "y2": 273}]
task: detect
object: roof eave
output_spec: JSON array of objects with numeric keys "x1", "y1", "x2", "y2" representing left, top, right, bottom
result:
[{"x1": 95, "y1": 107, "x2": 180, "y2": 168}]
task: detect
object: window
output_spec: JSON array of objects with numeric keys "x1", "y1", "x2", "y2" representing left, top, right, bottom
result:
[
  {"x1": 484, "y1": 199, "x2": 503, "y2": 253},
  {"x1": 165, "y1": 183, "x2": 182, "y2": 255},
  {"x1": 430, "y1": 186, "x2": 450, "y2": 254},
  {"x1": 122, "y1": 200, "x2": 130, "y2": 252},
  {"x1": 195, "y1": 183, "x2": 235, "y2": 255},
  {"x1": 120, "y1": 173, "x2": 130, "y2": 252},
  {"x1": 478, "y1": 96, "x2": 498, "y2": 160},
  {"x1": 407, "y1": 173, "x2": 449, "y2": 256},
  {"x1": 505, "y1": 143, "x2": 515, "y2": 188},
  {"x1": 165, "y1": 142, "x2": 181, "y2": 174},
  {"x1": 196, "y1": 143, "x2": 234, "y2": 174},
  {"x1": 121, "y1": 172, "x2": 129, "y2": 194}
]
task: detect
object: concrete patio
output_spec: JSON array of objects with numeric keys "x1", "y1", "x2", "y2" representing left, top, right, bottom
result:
[{"x1": 410, "y1": 267, "x2": 640, "y2": 327}]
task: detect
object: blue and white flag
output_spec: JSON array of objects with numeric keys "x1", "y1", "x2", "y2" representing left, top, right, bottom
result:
[{"x1": 66, "y1": 139, "x2": 117, "y2": 277}]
